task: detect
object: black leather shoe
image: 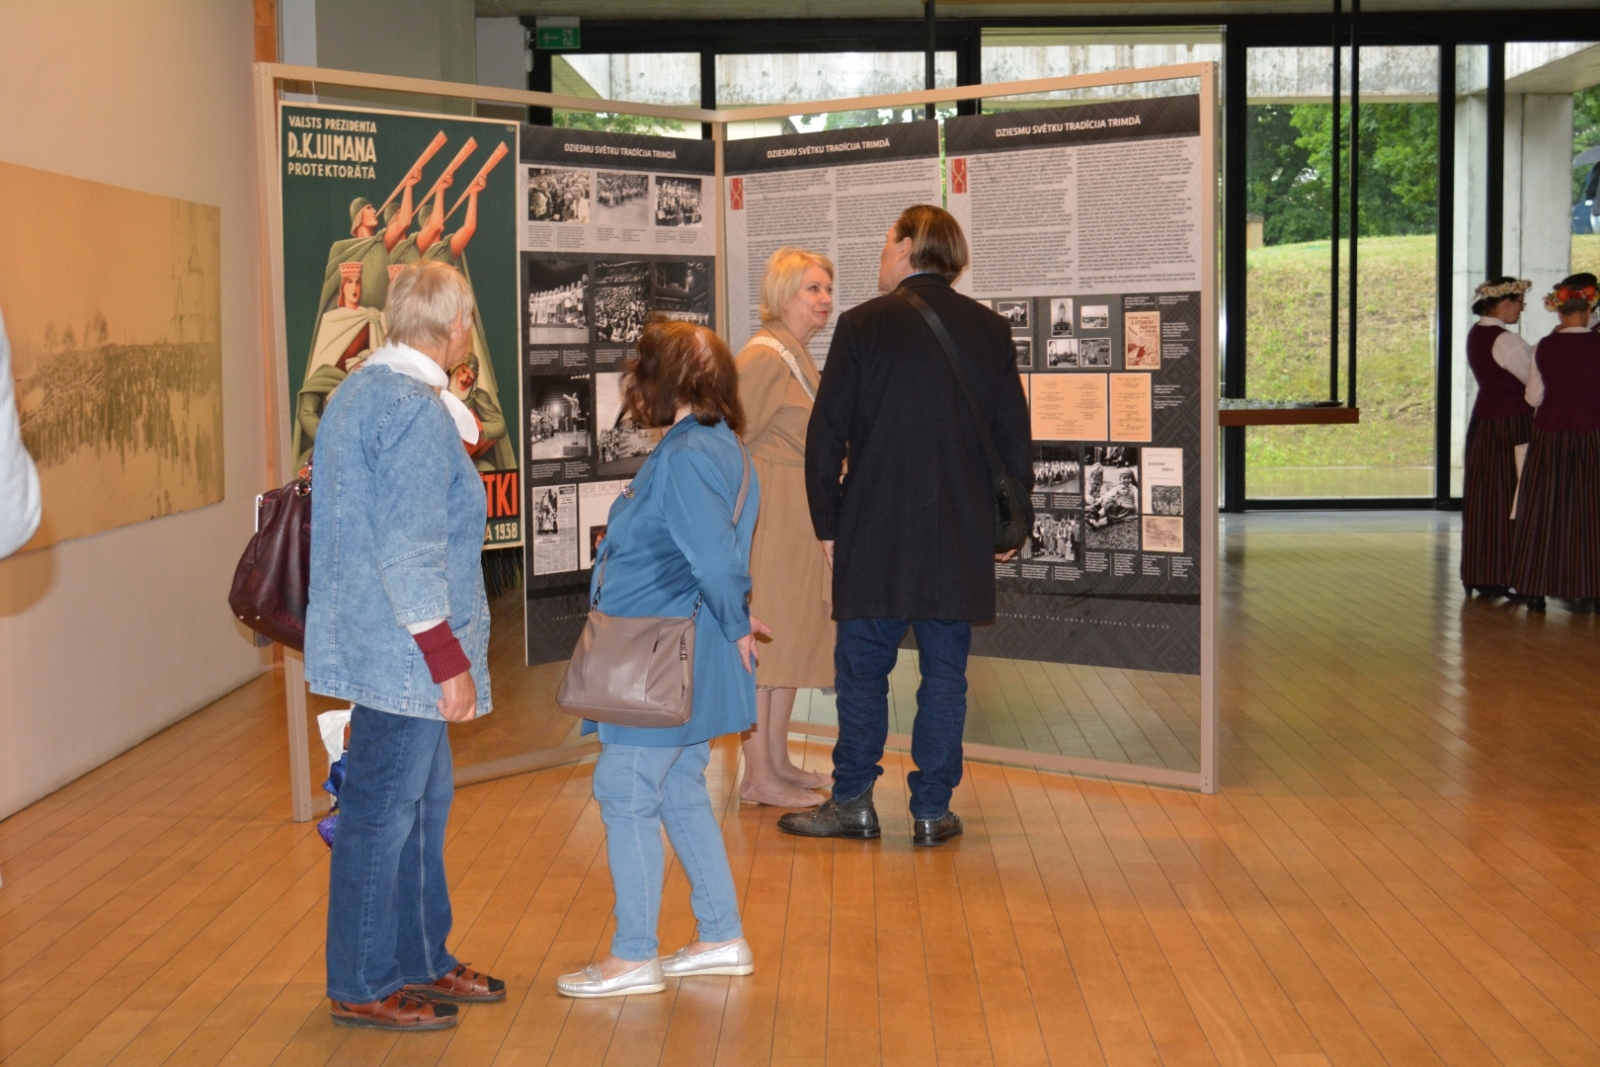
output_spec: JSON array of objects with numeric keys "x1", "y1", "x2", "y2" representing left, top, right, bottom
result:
[
  {"x1": 912, "y1": 811, "x2": 963, "y2": 847},
  {"x1": 776, "y1": 786, "x2": 880, "y2": 839}
]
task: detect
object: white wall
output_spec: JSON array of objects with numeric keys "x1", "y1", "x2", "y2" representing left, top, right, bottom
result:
[{"x1": 0, "y1": 1, "x2": 271, "y2": 819}]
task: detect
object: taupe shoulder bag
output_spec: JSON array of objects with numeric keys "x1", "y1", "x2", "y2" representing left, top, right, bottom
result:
[{"x1": 556, "y1": 440, "x2": 752, "y2": 728}]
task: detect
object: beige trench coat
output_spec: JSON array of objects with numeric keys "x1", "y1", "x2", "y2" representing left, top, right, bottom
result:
[{"x1": 735, "y1": 322, "x2": 836, "y2": 688}]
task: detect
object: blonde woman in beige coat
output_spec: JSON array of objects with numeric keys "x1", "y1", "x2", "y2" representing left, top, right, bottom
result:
[{"x1": 734, "y1": 248, "x2": 837, "y2": 807}]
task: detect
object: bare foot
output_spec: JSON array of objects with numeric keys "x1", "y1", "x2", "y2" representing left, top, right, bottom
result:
[
  {"x1": 774, "y1": 765, "x2": 831, "y2": 790},
  {"x1": 738, "y1": 781, "x2": 824, "y2": 808}
]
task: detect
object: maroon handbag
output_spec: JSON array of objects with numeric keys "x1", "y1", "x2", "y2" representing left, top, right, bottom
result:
[{"x1": 229, "y1": 470, "x2": 312, "y2": 651}]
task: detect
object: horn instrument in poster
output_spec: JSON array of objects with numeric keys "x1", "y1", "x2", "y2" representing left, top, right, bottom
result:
[
  {"x1": 376, "y1": 131, "x2": 447, "y2": 214},
  {"x1": 444, "y1": 142, "x2": 509, "y2": 222}
]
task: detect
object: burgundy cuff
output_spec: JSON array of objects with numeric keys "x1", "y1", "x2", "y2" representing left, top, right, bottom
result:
[{"x1": 412, "y1": 621, "x2": 471, "y2": 684}]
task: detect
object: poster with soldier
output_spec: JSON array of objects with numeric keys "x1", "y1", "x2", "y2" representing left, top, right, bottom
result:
[{"x1": 279, "y1": 103, "x2": 522, "y2": 548}]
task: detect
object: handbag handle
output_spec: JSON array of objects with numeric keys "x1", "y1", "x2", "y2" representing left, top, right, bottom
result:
[
  {"x1": 593, "y1": 435, "x2": 753, "y2": 608},
  {"x1": 894, "y1": 288, "x2": 1013, "y2": 491}
]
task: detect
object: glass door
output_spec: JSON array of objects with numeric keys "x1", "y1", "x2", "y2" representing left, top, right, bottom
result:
[{"x1": 1243, "y1": 44, "x2": 1441, "y2": 500}]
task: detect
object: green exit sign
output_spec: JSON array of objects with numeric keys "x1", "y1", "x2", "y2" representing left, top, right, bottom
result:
[{"x1": 535, "y1": 19, "x2": 580, "y2": 50}]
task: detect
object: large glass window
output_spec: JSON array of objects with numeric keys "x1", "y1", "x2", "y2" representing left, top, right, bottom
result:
[
  {"x1": 550, "y1": 53, "x2": 701, "y2": 138},
  {"x1": 716, "y1": 52, "x2": 957, "y2": 139},
  {"x1": 981, "y1": 26, "x2": 1222, "y2": 107},
  {"x1": 1244, "y1": 45, "x2": 1440, "y2": 499}
]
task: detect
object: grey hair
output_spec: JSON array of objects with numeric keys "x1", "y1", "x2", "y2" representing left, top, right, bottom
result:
[{"x1": 385, "y1": 262, "x2": 474, "y2": 349}]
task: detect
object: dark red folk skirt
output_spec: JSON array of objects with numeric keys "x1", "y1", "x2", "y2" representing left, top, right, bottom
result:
[
  {"x1": 1510, "y1": 428, "x2": 1600, "y2": 599},
  {"x1": 1460, "y1": 412, "x2": 1532, "y2": 587}
]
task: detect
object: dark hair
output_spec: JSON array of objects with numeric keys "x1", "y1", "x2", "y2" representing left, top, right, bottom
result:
[
  {"x1": 622, "y1": 319, "x2": 745, "y2": 434},
  {"x1": 892, "y1": 204, "x2": 969, "y2": 283},
  {"x1": 1472, "y1": 276, "x2": 1523, "y2": 316}
]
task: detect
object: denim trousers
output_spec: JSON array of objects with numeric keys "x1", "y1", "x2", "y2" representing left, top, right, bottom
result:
[
  {"x1": 832, "y1": 618, "x2": 973, "y2": 820},
  {"x1": 593, "y1": 741, "x2": 743, "y2": 961},
  {"x1": 326, "y1": 705, "x2": 457, "y2": 1003}
]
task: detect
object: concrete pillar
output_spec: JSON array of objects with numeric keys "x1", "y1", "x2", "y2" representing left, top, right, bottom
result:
[
  {"x1": 1503, "y1": 92, "x2": 1576, "y2": 338},
  {"x1": 275, "y1": 0, "x2": 478, "y2": 114},
  {"x1": 1450, "y1": 85, "x2": 1491, "y2": 494}
]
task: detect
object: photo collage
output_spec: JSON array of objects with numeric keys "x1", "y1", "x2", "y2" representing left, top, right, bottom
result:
[
  {"x1": 985, "y1": 290, "x2": 1201, "y2": 597},
  {"x1": 521, "y1": 251, "x2": 714, "y2": 582}
]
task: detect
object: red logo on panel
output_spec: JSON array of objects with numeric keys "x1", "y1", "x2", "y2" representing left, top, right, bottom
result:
[
  {"x1": 730, "y1": 177, "x2": 744, "y2": 210},
  {"x1": 950, "y1": 158, "x2": 968, "y2": 195}
]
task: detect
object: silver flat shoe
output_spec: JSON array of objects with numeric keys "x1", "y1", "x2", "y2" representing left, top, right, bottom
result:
[
  {"x1": 555, "y1": 958, "x2": 666, "y2": 998},
  {"x1": 660, "y1": 939, "x2": 754, "y2": 978}
]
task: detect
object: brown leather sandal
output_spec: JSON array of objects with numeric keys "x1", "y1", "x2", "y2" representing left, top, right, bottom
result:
[
  {"x1": 330, "y1": 991, "x2": 458, "y2": 1030},
  {"x1": 404, "y1": 962, "x2": 507, "y2": 1003}
]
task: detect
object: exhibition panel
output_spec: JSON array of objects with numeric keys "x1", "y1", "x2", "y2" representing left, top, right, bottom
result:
[{"x1": 254, "y1": 61, "x2": 1219, "y2": 817}]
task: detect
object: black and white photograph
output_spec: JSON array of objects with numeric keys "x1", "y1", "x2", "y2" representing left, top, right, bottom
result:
[
  {"x1": 532, "y1": 486, "x2": 562, "y2": 535},
  {"x1": 1080, "y1": 304, "x2": 1110, "y2": 330},
  {"x1": 651, "y1": 258, "x2": 712, "y2": 325},
  {"x1": 1078, "y1": 336, "x2": 1112, "y2": 368},
  {"x1": 1150, "y1": 485, "x2": 1183, "y2": 516},
  {"x1": 1013, "y1": 338, "x2": 1033, "y2": 370},
  {"x1": 1049, "y1": 297, "x2": 1074, "y2": 337},
  {"x1": 527, "y1": 166, "x2": 591, "y2": 224},
  {"x1": 1046, "y1": 338, "x2": 1077, "y2": 369},
  {"x1": 994, "y1": 299, "x2": 1029, "y2": 330},
  {"x1": 524, "y1": 256, "x2": 589, "y2": 343},
  {"x1": 526, "y1": 376, "x2": 593, "y2": 461},
  {"x1": 594, "y1": 370, "x2": 661, "y2": 476},
  {"x1": 1033, "y1": 444, "x2": 1080, "y2": 493},
  {"x1": 1083, "y1": 446, "x2": 1140, "y2": 550},
  {"x1": 1023, "y1": 513, "x2": 1081, "y2": 563},
  {"x1": 654, "y1": 176, "x2": 703, "y2": 226},
  {"x1": 593, "y1": 259, "x2": 650, "y2": 344},
  {"x1": 594, "y1": 171, "x2": 651, "y2": 228}
]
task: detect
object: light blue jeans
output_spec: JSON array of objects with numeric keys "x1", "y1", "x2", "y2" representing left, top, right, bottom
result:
[{"x1": 593, "y1": 741, "x2": 743, "y2": 961}]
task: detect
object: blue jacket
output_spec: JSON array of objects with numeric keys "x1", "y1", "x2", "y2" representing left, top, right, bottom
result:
[
  {"x1": 305, "y1": 364, "x2": 492, "y2": 719},
  {"x1": 585, "y1": 416, "x2": 759, "y2": 747}
]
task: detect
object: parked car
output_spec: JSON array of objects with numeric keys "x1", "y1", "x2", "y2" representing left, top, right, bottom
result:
[{"x1": 1573, "y1": 146, "x2": 1600, "y2": 235}]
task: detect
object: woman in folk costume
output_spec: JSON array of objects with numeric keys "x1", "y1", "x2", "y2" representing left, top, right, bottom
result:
[
  {"x1": 295, "y1": 261, "x2": 385, "y2": 469},
  {"x1": 1509, "y1": 279, "x2": 1600, "y2": 612},
  {"x1": 733, "y1": 247, "x2": 836, "y2": 808},
  {"x1": 1460, "y1": 277, "x2": 1534, "y2": 597}
]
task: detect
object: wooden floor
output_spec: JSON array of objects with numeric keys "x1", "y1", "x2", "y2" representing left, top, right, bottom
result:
[{"x1": 5, "y1": 511, "x2": 1600, "y2": 1066}]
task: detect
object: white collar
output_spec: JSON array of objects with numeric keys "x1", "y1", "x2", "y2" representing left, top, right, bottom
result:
[
  {"x1": 1557, "y1": 326, "x2": 1592, "y2": 334},
  {"x1": 1476, "y1": 316, "x2": 1509, "y2": 328},
  {"x1": 364, "y1": 341, "x2": 480, "y2": 444}
]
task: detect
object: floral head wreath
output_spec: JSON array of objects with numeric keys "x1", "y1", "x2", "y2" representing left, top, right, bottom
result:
[
  {"x1": 1544, "y1": 284, "x2": 1600, "y2": 313},
  {"x1": 1474, "y1": 278, "x2": 1530, "y2": 303}
]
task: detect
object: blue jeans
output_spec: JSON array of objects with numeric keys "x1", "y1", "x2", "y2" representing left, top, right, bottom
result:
[
  {"x1": 593, "y1": 742, "x2": 743, "y2": 961},
  {"x1": 832, "y1": 618, "x2": 973, "y2": 820},
  {"x1": 326, "y1": 705, "x2": 457, "y2": 1003}
]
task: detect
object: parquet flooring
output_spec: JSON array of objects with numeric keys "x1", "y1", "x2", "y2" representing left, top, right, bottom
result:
[{"x1": 4, "y1": 511, "x2": 1600, "y2": 1066}]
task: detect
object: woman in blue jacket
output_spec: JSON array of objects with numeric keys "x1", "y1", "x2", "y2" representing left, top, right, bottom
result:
[{"x1": 558, "y1": 320, "x2": 769, "y2": 999}]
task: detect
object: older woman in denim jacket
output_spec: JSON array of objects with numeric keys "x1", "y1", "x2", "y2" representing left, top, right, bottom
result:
[
  {"x1": 306, "y1": 262, "x2": 505, "y2": 1032},
  {"x1": 557, "y1": 320, "x2": 769, "y2": 999}
]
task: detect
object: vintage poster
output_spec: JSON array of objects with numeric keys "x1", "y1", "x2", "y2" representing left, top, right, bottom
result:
[
  {"x1": 723, "y1": 122, "x2": 943, "y2": 366},
  {"x1": 518, "y1": 124, "x2": 717, "y2": 663},
  {"x1": 1, "y1": 161, "x2": 223, "y2": 551},
  {"x1": 948, "y1": 97, "x2": 1207, "y2": 673},
  {"x1": 279, "y1": 103, "x2": 522, "y2": 548}
]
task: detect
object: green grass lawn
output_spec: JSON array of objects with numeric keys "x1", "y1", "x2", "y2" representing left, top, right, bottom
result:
[
  {"x1": 1246, "y1": 234, "x2": 1438, "y2": 475},
  {"x1": 1242, "y1": 233, "x2": 1600, "y2": 497}
]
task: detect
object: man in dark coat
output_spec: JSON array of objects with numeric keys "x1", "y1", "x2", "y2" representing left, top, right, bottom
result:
[{"x1": 779, "y1": 204, "x2": 1032, "y2": 847}]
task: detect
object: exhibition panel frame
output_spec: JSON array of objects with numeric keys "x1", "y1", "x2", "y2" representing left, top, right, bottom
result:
[{"x1": 252, "y1": 60, "x2": 1220, "y2": 823}]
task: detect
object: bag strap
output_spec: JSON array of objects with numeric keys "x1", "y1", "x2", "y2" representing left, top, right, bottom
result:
[
  {"x1": 747, "y1": 333, "x2": 817, "y2": 402},
  {"x1": 593, "y1": 434, "x2": 753, "y2": 607},
  {"x1": 894, "y1": 288, "x2": 1011, "y2": 486}
]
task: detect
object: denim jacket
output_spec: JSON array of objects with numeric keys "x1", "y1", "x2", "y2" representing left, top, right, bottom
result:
[
  {"x1": 305, "y1": 362, "x2": 492, "y2": 719},
  {"x1": 583, "y1": 416, "x2": 759, "y2": 747}
]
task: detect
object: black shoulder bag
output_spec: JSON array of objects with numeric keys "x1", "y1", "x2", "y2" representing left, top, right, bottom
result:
[{"x1": 895, "y1": 288, "x2": 1030, "y2": 554}]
